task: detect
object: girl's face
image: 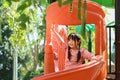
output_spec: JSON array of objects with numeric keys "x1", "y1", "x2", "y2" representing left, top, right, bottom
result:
[{"x1": 68, "y1": 39, "x2": 80, "y2": 49}]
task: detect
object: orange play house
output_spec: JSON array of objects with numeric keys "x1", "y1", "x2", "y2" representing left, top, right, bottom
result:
[{"x1": 33, "y1": 0, "x2": 108, "y2": 80}]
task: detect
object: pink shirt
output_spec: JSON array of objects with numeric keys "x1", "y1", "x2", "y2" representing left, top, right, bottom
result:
[
  {"x1": 50, "y1": 28, "x2": 95, "y2": 70},
  {"x1": 65, "y1": 48, "x2": 94, "y2": 69}
]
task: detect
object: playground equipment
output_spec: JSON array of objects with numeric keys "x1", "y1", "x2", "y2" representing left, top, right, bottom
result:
[{"x1": 33, "y1": 0, "x2": 108, "y2": 80}]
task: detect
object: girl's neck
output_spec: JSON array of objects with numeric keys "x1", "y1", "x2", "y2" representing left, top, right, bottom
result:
[{"x1": 71, "y1": 47, "x2": 78, "y2": 50}]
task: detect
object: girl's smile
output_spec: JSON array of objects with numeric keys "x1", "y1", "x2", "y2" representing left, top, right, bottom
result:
[{"x1": 68, "y1": 39, "x2": 80, "y2": 49}]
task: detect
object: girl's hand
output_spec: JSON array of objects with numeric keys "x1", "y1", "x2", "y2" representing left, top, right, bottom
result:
[
  {"x1": 91, "y1": 55, "x2": 103, "y2": 61},
  {"x1": 91, "y1": 56, "x2": 97, "y2": 61},
  {"x1": 96, "y1": 55, "x2": 103, "y2": 61},
  {"x1": 54, "y1": 53, "x2": 58, "y2": 60},
  {"x1": 51, "y1": 24, "x2": 55, "y2": 33},
  {"x1": 51, "y1": 24, "x2": 65, "y2": 43}
]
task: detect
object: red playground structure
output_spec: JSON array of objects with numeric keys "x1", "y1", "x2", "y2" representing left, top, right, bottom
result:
[{"x1": 33, "y1": 0, "x2": 108, "y2": 80}]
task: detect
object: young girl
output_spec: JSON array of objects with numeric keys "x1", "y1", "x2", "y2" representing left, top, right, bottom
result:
[
  {"x1": 51, "y1": 25, "x2": 98, "y2": 70},
  {"x1": 65, "y1": 33, "x2": 97, "y2": 69}
]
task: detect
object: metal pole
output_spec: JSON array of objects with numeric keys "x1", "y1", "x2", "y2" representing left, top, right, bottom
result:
[
  {"x1": 115, "y1": 0, "x2": 120, "y2": 80},
  {"x1": 109, "y1": 27, "x2": 112, "y2": 74},
  {"x1": 13, "y1": 46, "x2": 18, "y2": 80}
]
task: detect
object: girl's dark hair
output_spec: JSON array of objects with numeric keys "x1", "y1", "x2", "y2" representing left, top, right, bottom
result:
[{"x1": 68, "y1": 33, "x2": 81, "y2": 62}]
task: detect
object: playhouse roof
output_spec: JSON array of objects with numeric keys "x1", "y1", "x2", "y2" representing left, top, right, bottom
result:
[{"x1": 46, "y1": 1, "x2": 105, "y2": 25}]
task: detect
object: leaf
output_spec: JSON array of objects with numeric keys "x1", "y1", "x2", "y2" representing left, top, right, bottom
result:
[
  {"x1": 86, "y1": 24, "x2": 95, "y2": 32},
  {"x1": 17, "y1": 1, "x2": 31, "y2": 12},
  {"x1": 2, "y1": 1, "x2": 11, "y2": 8},
  {"x1": 11, "y1": 0, "x2": 20, "y2": 2},
  {"x1": 81, "y1": 0, "x2": 87, "y2": 39},
  {"x1": 57, "y1": 0, "x2": 62, "y2": 7},
  {"x1": 47, "y1": 0, "x2": 50, "y2": 4},
  {"x1": 40, "y1": 0, "x2": 49, "y2": 7},
  {"x1": 91, "y1": 0, "x2": 115, "y2": 8},
  {"x1": 17, "y1": 14, "x2": 29, "y2": 22},
  {"x1": 107, "y1": 21, "x2": 115, "y2": 26},
  {"x1": 78, "y1": 0, "x2": 81, "y2": 19},
  {"x1": 63, "y1": 0, "x2": 73, "y2": 5},
  {"x1": 19, "y1": 23, "x2": 26, "y2": 29},
  {"x1": 17, "y1": 14, "x2": 30, "y2": 29}
]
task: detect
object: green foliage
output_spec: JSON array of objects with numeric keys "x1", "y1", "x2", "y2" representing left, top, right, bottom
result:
[
  {"x1": 0, "y1": 9, "x2": 13, "y2": 80},
  {"x1": 11, "y1": 0, "x2": 20, "y2": 2},
  {"x1": 107, "y1": 21, "x2": 115, "y2": 26},
  {"x1": 1, "y1": 0, "x2": 114, "y2": 79},
  {"x1": 0, "y1": 0, "x2": 49, "y2": 80},
  {"x1": 56, "y1": 0, "x2": 87, "y2": 38},
  {"x1": 80, "y1": 0, "x2": 86, "y2": 39},
  {"x1": 57, "y1": 0, "x2": 62, "y2": 7},
  {"x1": 63, "y1": 0, "x2": 73, "y2": 5},
  {"x1": 91, "y1": 0, "x2": 115, "y2": 8},
  {"x1": 17, "y1": 4, "x2": 29, "y2": 12},
  {"x1": 78, "y1": 0, "x2": 81, "y2": 19},
  {"x1": 17, "y1": 13, "x2": 30, "y2": 29},
  {"x1": 23, "y1": 68, "x2": 44, "y2": 80}
]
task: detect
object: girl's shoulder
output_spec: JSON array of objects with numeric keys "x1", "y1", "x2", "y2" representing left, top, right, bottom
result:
[
  {"x1": 80, "y1": 48, "x2": 87, "y2": 52},
  {"x1": 80, "y1": 48, "x2": 90, "y2": 54}
]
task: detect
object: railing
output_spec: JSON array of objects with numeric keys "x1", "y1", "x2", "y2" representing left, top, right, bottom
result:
[{"x1": 107, "y1": 25, "x2": 115, "y2": 80}]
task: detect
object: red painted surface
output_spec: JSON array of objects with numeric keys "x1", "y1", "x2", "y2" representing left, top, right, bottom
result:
[{"x1": 33, "y1": 0, "x2": 108, "y2": 80}]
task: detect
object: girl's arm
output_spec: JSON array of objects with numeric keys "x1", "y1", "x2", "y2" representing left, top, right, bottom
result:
[
  {"x1": 82, "y1": 49, "x2": 102, "y2": 61},
  {"x1": 51, "y1": 24, "x2": 67, "y2": 45},
  {"x1": 51, "y1": 24, "x2": 68, "y2": 60},
  {"x1": 82, "y1": 49, "x2": 96, "y2": 60}
]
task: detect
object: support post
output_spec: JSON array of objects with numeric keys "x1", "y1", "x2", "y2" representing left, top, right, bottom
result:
[{"x1": 115, "y1": 0, "x2": 120, "y2": 80}]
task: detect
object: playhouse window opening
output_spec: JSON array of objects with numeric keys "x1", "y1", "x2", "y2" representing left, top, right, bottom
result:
[
  {"x1": 55, "y1": 24, "x2": 96, "y2": 53},
  {"x1": 66, "y1": 24, "x2": 95, "y2": 53}
]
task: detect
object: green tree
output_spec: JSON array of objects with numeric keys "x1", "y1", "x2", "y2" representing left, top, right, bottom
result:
[
  {"x1": 0, "y1": 0, "x2": 115, "y2": 80},
  {"x1": 0, "y1": 0, "x2": 49, "y2": 80},
  {"x1": 0, "y1": 3, "x2": 13, "y2": 80}
]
